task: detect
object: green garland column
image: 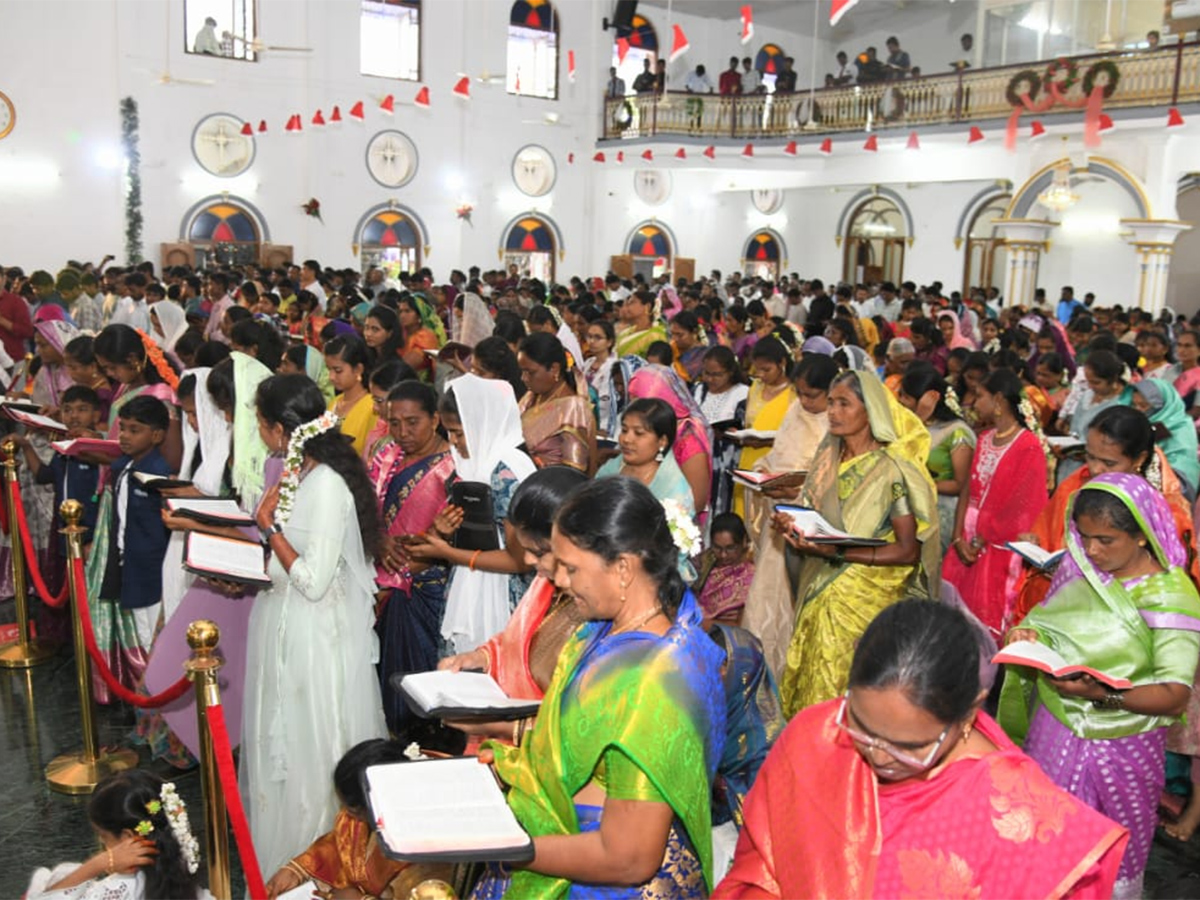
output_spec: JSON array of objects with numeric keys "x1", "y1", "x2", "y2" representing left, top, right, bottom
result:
[{"x1": 120, "y1": 97, "x2": 143, "y2": 265}]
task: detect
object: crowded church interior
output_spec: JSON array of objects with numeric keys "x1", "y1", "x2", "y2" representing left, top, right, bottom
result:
[{"x1": 4, "y1": 0, "x2": 1200, "y2": 897}]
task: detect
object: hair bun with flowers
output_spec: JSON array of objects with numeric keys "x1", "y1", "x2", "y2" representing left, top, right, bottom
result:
[
  {"x1": 275, "y1": 410, "x2": 340, "y2": 526},
  {"x1": 140, "y1": 783, "x2": 200, "y2": 874},
  {"x1": 135, "y1": 329, "x2": 180, "y2": 391}
]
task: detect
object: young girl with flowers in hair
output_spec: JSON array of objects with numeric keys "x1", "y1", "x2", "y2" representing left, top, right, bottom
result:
[
  {"x1": 26, "y1": 769, "x2": 207, "y2": 900},
  {"x1": 243, "y1": 374, "x2": 386, "y2": 876},
  {"x1": 93, "y1": 323, "x2": 182, "y2": 471}
]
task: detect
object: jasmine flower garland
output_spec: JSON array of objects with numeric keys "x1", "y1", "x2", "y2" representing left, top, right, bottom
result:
[{"x1": 275, "y1": 411, "x2": 340, "y2": 526}]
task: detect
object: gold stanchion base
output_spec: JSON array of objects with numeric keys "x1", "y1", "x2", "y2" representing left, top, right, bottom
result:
[
  {"x1": 46, "y1": 748, "x2": 138, "y2": 795},
  {"x1": 0, "y1": 638, "x2": 56, "y2": 668}
]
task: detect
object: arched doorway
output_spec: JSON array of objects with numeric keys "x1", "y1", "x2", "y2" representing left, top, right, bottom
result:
[
  {"x1": 356, "y1": 205, "x2": 424, "y2": 273},
  {"x1": 962, "y1": 194, "x2": 1011, "y2": 297},
  {"x1": 503, "y1": 215, "x2": 559, "y2": 282},
  {"x1": 743, "y1": 230, "x2": 786, "y2": 279},
  {"x1": 842, "y1": 196, "x2": 906, "y2": 285},
  {"x1": 628, "y1": 222, "x2": 673, "y2": 281},
  {"x1": 508, "y1": 0, "x2": 559, "y2": 99},
  {"x1": 181, "y1": 196, "x2": 268, "y2": 268},
  {"x1": 755, "y1": 43, "x2": 786, "y2": 92},
  {"x1": 1167, "y1": 181, "x2": 1200, "y2": 314}
]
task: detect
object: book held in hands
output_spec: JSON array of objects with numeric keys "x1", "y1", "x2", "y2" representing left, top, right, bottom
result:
[
  {"x1": 365, "y1": 757, "x2": 534, "y2": 863},
  {"x1": 992, "y1": 640, "x2": 1133, "y2": 690},
  {"x1": 165, "y1": 498, "x2": 255, "y2": 527},
  {"x1": 732, "y1": 469, "x2": 806, "y2": 492},
  {"x1": 183, "y1": 532, "x2": 272, "y2": 587},
  {"x1": 1005, "y1": 541, "x2": 1065, "y2": 570},
  {"x1": 50, "y1": 438, "x2": 123, "y2": 460},
  {"x1": 773, "y1": 504, "x2": 887, "y2": 547},
  {"x1": 399, "y1": 670, "x2": 540, "y2": 720},
  {"x1": 133, "y1": 473, "x2": 195, "y2": 491}
]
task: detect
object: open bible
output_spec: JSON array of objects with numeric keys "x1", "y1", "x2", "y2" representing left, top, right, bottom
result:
[
  {"x1": 992, "y1": 640, "x2": 1133, "y2": 690},
  {"x1": 365, "y1": 758, "x2": 535, "y2": 863},
  {"x1": 1005, "y1": 541, "x2": 1065, "y2": 570},
  {"x1": 774, "y1": 504, "x2": 887, "y2": 547},
  {"x1": 50, "y1": 438, "x2": 123, "y2": 460},
  {"x1": 399, "y1": 670, "x2": 540, "y2": 720},
  {"x1": 183, "y1": 532, "x2": 271, "y2": 587},
  {"x1": 133, "y1": 473, "x2": 195, "y2": 491},
  {"x1": 166, "y1": 498, "x2": 255, "y2": 527},
  {"x1": 732, "y1": 469, "x2": 806, "y2": 492}
]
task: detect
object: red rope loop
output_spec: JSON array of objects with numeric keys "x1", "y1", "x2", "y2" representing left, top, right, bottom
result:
[
  {"x1": 9, "y1": 476, "x2": 70, "y2": 608},
  {"x1": 206, "y1": 702, "x2": 268, "y2": 900},
  {"x1": 71, "y1": 557, "x2": 191, "y2": 708}
]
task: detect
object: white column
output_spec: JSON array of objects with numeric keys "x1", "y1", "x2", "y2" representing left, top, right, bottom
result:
[
  {"x1": 994, "y1": 219, "x2": 1057, "y2": 307},
  {"x1": 1120, "y1": 220, "x2": 1192, "y2": 316}
]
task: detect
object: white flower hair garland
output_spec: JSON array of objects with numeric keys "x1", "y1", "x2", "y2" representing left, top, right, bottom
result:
[
  {"x1": 275, "y1": 410, "x2": 340, "y2": 526},
  {"x1": 661, "y1": 499, "x2": 702, "y2": 559},
  {"x1": 160, "y1": 782, "x2": 200, "y2": 874}
]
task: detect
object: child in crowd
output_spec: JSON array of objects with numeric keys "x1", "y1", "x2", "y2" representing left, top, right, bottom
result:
[
  {"x1": 64, "y1": 335, "x2": 114, "y2": 422},
  {"x1": 264, "y1": 739, "x2": 451, "y2": 900},
  {"x1": 25, "y1": 769, "x2": 206, "y2": 900},
  {"x1": 645, "y1": 339, "x2": 675, "y2": 367}
]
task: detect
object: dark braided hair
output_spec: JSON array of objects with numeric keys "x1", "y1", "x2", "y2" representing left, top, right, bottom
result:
[{"x1": 255, "y1": 374, "x2": 382, "y2": 558}]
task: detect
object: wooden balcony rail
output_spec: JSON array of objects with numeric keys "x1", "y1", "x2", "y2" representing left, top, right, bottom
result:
[{"x1": 600, "y1": 42, "x2": 1200, "y2": 142}]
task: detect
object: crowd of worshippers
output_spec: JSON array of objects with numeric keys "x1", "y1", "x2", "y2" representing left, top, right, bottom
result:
[{"x1": 7, "y1": 254, "x2": 1199, "y2": 900}]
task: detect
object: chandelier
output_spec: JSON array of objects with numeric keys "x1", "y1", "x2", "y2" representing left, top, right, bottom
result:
[{"x1": 1037, "y1": 161, "x2": 1080, "y2": 213}]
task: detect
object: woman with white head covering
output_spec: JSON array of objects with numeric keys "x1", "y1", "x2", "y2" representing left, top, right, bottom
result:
[{"x1": 150, "y1": 301, "x2": 190, "y2": 355}]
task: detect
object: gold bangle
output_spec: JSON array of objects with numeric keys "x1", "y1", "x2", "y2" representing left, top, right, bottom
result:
[
  {"x1": 106, "y1": 848, "x2": 115, "y2": 876},
  {"x1": 512, "y1": 719, "x2": 522, "y2": 746}
]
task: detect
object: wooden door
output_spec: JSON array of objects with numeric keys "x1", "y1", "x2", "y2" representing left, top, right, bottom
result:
[
  {"x1": 609, "y1": 255, "x2": 634, "y2": 279},
  {"x1": 674, "y1": 257, "x2": 695, "y2": 282},
  {"x1": 160, "y1": 243, "x2": 194, "y2": 270},
  {"x1": 260, "y1": 243, "x2": 294, "y2": 269}
]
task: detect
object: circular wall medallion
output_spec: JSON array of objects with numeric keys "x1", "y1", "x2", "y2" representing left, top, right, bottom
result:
[
  {"x1": 190, "y1": 113, "x2": 255, "y2": 177},
  {"x1": 512, "y1": 145, "x2": 557, "y2": 197},
  {"x1": 634, "y1": 169, "x2": 672, "y2": 206},
  {"x1": 751, "y1": 189, "x2": 784, "y2": 215},
  {"x1": 366, "y1": 130, "x2": 419, "y2": 189},
  {"x1": 0, "y1": 91, "x2": 15, "y2": 140}
]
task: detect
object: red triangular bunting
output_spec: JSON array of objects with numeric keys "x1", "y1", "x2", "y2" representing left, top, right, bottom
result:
[
  {"x1": 1030, "y1": 120, "x2": 1046, "y2": 138},
  {"x1": 819, "y1": 138, "x2": 833, "y2": 155},
  {"x1": 742, "y1": 143, "x2": 755, "y2": 158},
  {"x1": 1098, "y1": 113, "x2": 1114, "y2": 131},
  {"x1": 568, "y1": 50, "x2": 576, "y2": 83},
  {"x1": 968, "y1": 126, "x2": 984, "y2": 143},
  {"x1": 453, "y1": 77, "x2": 470, "y2": 99},
  {"x1": 312, "y1": 109, "x2": 326, "y2": 126},
  {"x1": 380, "y1": 94, "x2": 395, "y2": 115},
  {"x1": 349, "y1": 101, "x2": 365, "y2": 120},
  {"x1": 414, "y1": 86, "x2": 430, "y2": 108},
  {"x1": 830, "y1": 0, "x2": 860, "y2": 25},
  {"x1": 592, "y1": 152, "x2": 606, "y2": 163},
  {"x1": 568, "y1": 153, "x2": 575, "y2": 164},
  {"x1": 641, "y1": 149, "x2": 654, "y2": 161},
  {"x1": 240, "y1": 121, "x2": 253, "y2": 136},
  {"x1": 616, "y1": 151, "x2": 624, "y2": 163},
  {"x1": 740, "y1": 5, "x2": 754, "y2": 44},
  {"x1": 1168, "y1": 107, "x2": 1185, "y2": 127},
  {"x1": 783, "y1": 140, "x2": 797, "y2": 156},
  {"x1": 669, "y1": 24, "x2": 690, "y2": 63},
  {"x1": 616, "y1": 37, "x2": 631, "y2": 63},
  {"x1": 285, "y1": 114, "x2": 302, "y2": 133},
  {"x1": 258, "y1": 120, "x2": 267, "y2": 133},
  {"x1": 863, "y1": 134, "x2": 878, "y2": 152},
  {"x1": 906, "y1": 130, "x2": 920, "y2": 149},
  {"x1": 330, "y1": 105, "x2": 342, "y2": 123},
  {"x1": 675, "y1": 147, "x2": 687, "y2": 159},
  {"x1": 702, "y1": 146, "x2": 715, "y2": 159}
]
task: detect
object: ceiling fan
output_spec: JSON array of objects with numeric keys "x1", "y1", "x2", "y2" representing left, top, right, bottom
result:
[
  {"x1": 472, "y1": 69, "x2": 507, "y2": 85},
  {"x1": 134, "y1": 66, "x2": 215, "y2": 87},
  {"x1": 229, "y1": 34, "x2": 314, "y2": 55},
  {"x1": 520, "y1": 112, "x2": 570, "y2": 127}
]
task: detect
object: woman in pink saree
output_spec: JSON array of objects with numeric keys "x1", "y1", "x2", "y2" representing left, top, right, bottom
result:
[{"x1": 628, "y1": 364, "x2": 714, "y2": 516}]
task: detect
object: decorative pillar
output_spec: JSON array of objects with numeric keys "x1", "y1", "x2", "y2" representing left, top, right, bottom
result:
[
  {"x1": 1120, "y1": 220, "x2": 1192, "y2": 317},
  {"x1": 994, "y1": 219, "x2": 1057, "y2": 308}
]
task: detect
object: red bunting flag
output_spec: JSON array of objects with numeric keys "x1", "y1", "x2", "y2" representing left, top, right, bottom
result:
[
  {"x1": 414, "y1": 86, "x2": 430, "y2": 108},
  {"x1": 1098, "y1": 113, "x2": 1114, "y2": 131},
  {"x1": 380, "y1": 94, "x2": 395, "y2": 115},
  {"x1": 330, "y1": 106, "x2": 342, "y2": 123},
  {"x1": 616, "y1": 37, "x2": 631, "y2": 63},
  {"x1": 616, "y1": 151, "x2": 625, "y2": 164},
  {"x1": 568, "y1": 153, "x2": 575, "y2": 164},
  {"x1": 863, "y1": 134, "x2": 878, "y2": 152},
  {"x1": 740, "y1": 5, "x2": 754, "y2": 43},
  {"x1": 641, "y1": 149, "x2": 654, "y2": 161},
  {"x1": 568, "y1": 50, "x2": 576, "y2": 83},
  {"x1": 783, "y1": 140, "x2": 797, "y2": 156},
  {"x1": 593, "y1": 152, "x2": 606, "y2": 163},
  {"x1": 703, "y1": 145, "x2": 716, "y2": 159},
  {"x1": 349, "y1": 101, "x2": 365, "y2": 121},
  {"x1": 1168, "y1": 107, "x2": 1185, "y2": 127},
  {"x1": 669, "y1": 24, "x2": 690, "y2": 63},
  {"x1": 285, "y1": 114, "x2": 302, "y2": 133},
  {"x1": 453, "y1": 76, "x2": 471, "y2": 99},
  {"x1": 968, "y1": 126, "x2": 984, "y2": 143},
  {"x1": 1030, "y1": 120, "x2": 1046, "y2": 138},
  {"x1": 742, "y1": 143, "x2": 755, "y2": 158},
  {"x1": 312, "y1": 109, "x2": 326, "y2": 126},
  {"x1": 906, "y1": 130, "x2": 920, "y2": 150},
  {"x1": 830, "y1": 0, "x2": 860, "y2": 25},
  {"x1": 675, "y1": 147, "x2": 687, "y2": 159},
  {"x1": 240, "y1": 121, "x2": 253, "y2": 136},
  {"x1": 258, "y1": 120, "x2": 267, "y2": 133},
  {"x1": 819, "y1": 137, "x2": 833, "y2": 154}
]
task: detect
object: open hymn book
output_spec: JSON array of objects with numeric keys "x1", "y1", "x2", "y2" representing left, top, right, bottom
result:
[
  {"x1": 366, "y1": 758, "x2": 534, "y2": 863},
  {"x1": 773, "y1": 504, "x2": 887, "y2": 547},
  {"x1": 992, "y1": 640, "x2": 1133, "y2": 690},
  {"x1": 399, "y1": 670, "x2": 541, "y2": 720},
  {"x1": 184, "y1": 532, "x2": 271, "y2": 587},
  {"x1": 1005, "y1": 541, "x2": 1066, "y2": 570}
]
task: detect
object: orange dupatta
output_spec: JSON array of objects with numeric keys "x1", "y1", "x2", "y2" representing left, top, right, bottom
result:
[{"x1": 479, "y1": 575, "x2": 556, "y2": 700}]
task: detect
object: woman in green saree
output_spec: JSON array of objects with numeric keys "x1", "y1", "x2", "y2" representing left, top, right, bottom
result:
[
  {"x1": 614, "y1": 290, "x2": 667, "y2": 360},
  {"x1": 775, "y1": 369, "x2": 941, "y2": 718}
]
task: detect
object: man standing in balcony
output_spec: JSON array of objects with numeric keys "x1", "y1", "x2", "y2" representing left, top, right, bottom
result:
[
  {"x1": 720, "y1": 57, "x2": 742, "y2": 95},
  {"x1": 833, "y1": 50, "x2": 855, "y2": 85},
  {"x1": 684, "y1": 64, "x2": 714, "y2": 133},
  {"x1": 632, "y1": 58, "x2": 655, "y2": 94},
  {"x1": 885, "y1": 37, "x2": 912, "y2": 79},
  {"x1": 855, "y1": 47, "x2": 886, "y2": 85},
  {"x1": 606, "y1": 66, "x2": 626, "y2": 99},
  {"x1": 653, "y1": 59, "x2": 667, "y2": 95},
  {"x1": 775, "y1": 57, "x2": 798, "y2": 93},
  {"x1": 741, "y1": 57, "x2": 763, "y2": 94}
]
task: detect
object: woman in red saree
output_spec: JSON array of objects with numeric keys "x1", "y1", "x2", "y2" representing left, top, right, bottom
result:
[
  {"x1": 714, "y1": 600, "x2": 1126, "y2": 900},
  {"x1": 943, "y1": 370, "x2": 1049, "y2": 638}
]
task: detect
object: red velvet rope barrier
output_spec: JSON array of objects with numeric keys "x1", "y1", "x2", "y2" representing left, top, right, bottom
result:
[
  {"x1": 70, "y1": 557, "x2": 192, "y2": 708},
  {"x1": 206, "y1": 702, "x2": 268, "y2": 900},
  {"x1": 0, "y1": 478, "x2": 9, "y2": 535},
  {"x1": 10, "y1": 477, "x2": 70, "y2": 608}
]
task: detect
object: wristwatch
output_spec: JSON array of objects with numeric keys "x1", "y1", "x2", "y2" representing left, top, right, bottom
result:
[{"x1": 259, "y1": 522, "x2": 283, "y2": 545}]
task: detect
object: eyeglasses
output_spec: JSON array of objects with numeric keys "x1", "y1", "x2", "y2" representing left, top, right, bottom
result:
[{"x1": 834, "y1": 693, "x2": 952, "y2": 772}]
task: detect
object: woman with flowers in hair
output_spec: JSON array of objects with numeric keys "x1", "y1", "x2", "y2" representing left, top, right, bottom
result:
[
  {"x1": 243, "y1": 374, "x2": 386, "y2": 876},
  {"x1": 93, "y1": 324, "x2": 182, "y2": 470},
  {"x1": 396, "y1": 292, "x2": 446, "y2": 381},
  {"x1": 942, "y1": 369, "x2": 1049, "y2": 638},
  {"x1": 517, "y1": 332, "x2": 596, "y2": 473},
  {"x1": 615, "y1": 289, "x2": 668, "y2": 359}
]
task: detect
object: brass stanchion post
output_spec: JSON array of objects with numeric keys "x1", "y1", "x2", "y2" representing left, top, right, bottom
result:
[
  {"x1": 46, "y1": 500, "x2": 137, "y2": 793},
  {"x1": 185, "y1": 620, "x2": 230, "y2": 900},
  {"x1": 0, "y1": 437, "x2": 54, "y2": 667}
]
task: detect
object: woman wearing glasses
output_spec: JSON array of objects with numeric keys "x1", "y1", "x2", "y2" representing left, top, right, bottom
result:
[{"x1": 715, "y1": 600, "x2": 1127, "y2": 899}]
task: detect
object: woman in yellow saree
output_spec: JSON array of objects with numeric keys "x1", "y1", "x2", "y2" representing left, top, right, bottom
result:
[
  {"x1": 776, "y1": 369, "x2": 941, "y2": 717},
  {"x1": 733, "y1": 338, "x2": 796, "y2": 518}
]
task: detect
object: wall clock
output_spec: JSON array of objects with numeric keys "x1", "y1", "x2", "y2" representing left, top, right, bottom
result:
[
  {"x1": 190, "y1": 113, "x2": 255, "y2": 177},
  {"x1": 0, "y1": 91, "x2": 15, "y2": 140},
  {"x1": 634, "y1": 169, "x2": 672, "y2": 206},
  {"x1": 366, "y1": 130, "x2": 418, "y2": 189},
  {"x1": 512, "y1": 145, "x2": 556, "y2": 197}
]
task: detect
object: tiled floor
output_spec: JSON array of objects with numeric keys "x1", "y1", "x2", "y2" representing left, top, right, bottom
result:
[{"x1": 1, "y1": 614, "x2": 1198, "y2": 899}]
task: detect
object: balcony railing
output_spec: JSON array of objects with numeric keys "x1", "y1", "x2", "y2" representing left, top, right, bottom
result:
[{"x1": 600, "y1": 42, "x2": 1200, "y2": 141}]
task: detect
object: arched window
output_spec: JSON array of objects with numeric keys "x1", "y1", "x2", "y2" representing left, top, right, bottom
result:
[
  {"x1": 358, "y1": 208, "x2": 423, "y2": 273},
  {"x1": 743, "y1": 230, "x2": 784, "y2": 280},
  {"x1": 755, "y1": 43, "x2": 786, "y2": 92},
  {"x1": 504, "y1": 215, "x2": 558, "y2": 282},
  {"x1": 628, "y1": 223, "x2": 673, "y2": 280},
  {"x1": 963, "y1": 195, "x2": 1010, "y2": 298},
  {"x1": 186, "y1": 198, "x2": 264, "y2": 268},
  {"x1": 508, "y1": 0, "x2": 558, "y2": 100},
  {"x1": 843, "y1": 197, "x2": 906, "y2": 285},
  {"x1": 361, "y1": 0, "x2": 420, "y2": 80},
  {"x1": 612, "y1": 13, "x2": 658, "y2": 94}
]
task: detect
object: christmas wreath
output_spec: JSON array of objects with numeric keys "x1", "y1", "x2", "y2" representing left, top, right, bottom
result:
[
  {"x1": 1082, "y1": 60, "x2": 1121, "y2": 99},
  {"x1": 611, "y1": 100, "x2": 634, "y2": 133},
  {"x1": 1005, "y1": 69, "x2": 1042, "y2": 107},
  {"x1": 1044, "y1": 57, "x2": 1079, "y2": 93}
]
